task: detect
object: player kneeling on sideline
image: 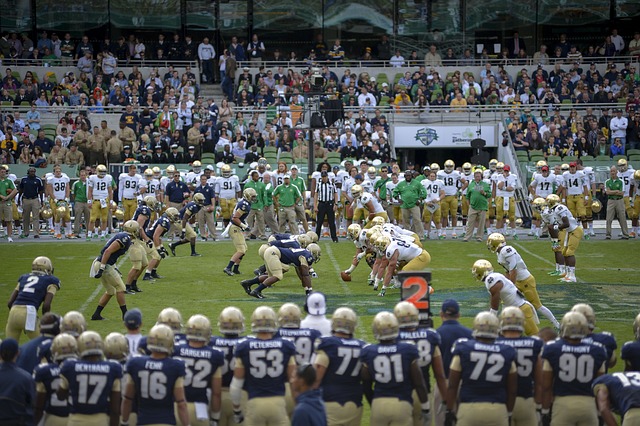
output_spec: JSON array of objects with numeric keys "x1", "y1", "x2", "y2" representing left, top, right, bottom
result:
[
  {"x1": 241, "y1": 243, "x2": 321, "y2": 299},
  {"x1": 89, "y1": 220, "x2": 139, "y2": 321},
  {"x1": 376, "y1": 234, "x2": 431, "y2": 297},
  {"x1": 223, "y1": 188, "x2": 256, "y2": 276},
  {"x1": 445, "y1": 312, "x2": 518, "y2": 426},
  {"x1": 122, "y1": 324, "x2": 191, "y2": 426},
  {"x1": 125, "y1": 195, "x2": 158, "y2": 294},
  {"x1": 174, "y1": 314, "x2": 224, "y2": 426},
  {"x1": 169, "y1": 192, "x2": 205, "y2": 257},
  {"x1": 472, "y1": 259, "x2": 539, "y2": 336},
  {"x1": 143, "y1": 207, "x2": 180, "y2": 281},
  {"x1": 361, "y1": 311, "x2": 431, "y2": 426},
  {"x1": 495, "y1": 307, "x2": 544, "y2": 426}
]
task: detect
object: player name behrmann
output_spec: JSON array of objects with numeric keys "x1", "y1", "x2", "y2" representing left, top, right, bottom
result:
[{"x1": 249, "y1": 340, "x2": 284, "y2": 349}]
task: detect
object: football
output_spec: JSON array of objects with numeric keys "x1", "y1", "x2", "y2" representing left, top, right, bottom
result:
[{"x1": 340, "y1": 271, "x2": 352, "y2": 282}]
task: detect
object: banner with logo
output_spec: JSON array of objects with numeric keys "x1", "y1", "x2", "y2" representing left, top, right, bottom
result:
[{"x1": 393, "y1": 125, "x2": 497, "y2": 148}]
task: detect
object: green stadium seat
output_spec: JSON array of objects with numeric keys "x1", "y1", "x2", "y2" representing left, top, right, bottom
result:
[
  {"x1": 596, "y1": 155, "x2": 611, "y2": 162},
  {"x1": 613, "y1": 155, "x2": 627, "y2": 162},
  {"x1": 580, "y1": 156, "x2": 594, "y2": 162},
  {"x1": 628, "y1": 154, "x2": 640, "y2": 162},
  {"x1": 394, "y1": 73, "x2": 403, "y2": 84},
  {"x1": 627, "y1": 149, "x2": 640, "y2": 156},
  {"x1": 376, "y1": 73, "x2": 389, "y2": 85},
  {"x1": 563, "y1": 155, "x2": 578, "y2": 162}
]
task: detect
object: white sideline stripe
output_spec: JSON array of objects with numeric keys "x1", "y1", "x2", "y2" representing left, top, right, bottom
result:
[
  {"x1": 323, "y1": 243, "x2": 367, "y2": 336},
  {"x1": 79, "y1": 256, "x2": 128, "y2": 314},
  {"x1": 513, "y1": 243, "x2": 584, "y2": 283}
]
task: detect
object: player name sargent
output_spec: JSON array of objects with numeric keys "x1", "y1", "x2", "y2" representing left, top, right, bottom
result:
[{"x1": 177, "y1": 348, "x2": 212, "y2": 358}]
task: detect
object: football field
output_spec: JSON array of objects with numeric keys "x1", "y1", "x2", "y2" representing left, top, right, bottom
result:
[{"x1": 0, "y1": 237, "x2": 638, "y2": 361}]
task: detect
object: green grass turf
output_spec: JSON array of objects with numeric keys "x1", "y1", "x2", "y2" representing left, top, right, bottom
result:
[{"x1": 0, "y1": 238, "x2": 638, "y2": 375}]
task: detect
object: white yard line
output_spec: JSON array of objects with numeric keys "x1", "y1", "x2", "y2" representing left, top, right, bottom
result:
[
  {"x1": 323, "y1": 243, "x2": 367, "y2": 336},
  {"x1": 79, "y1": 256, "x2": 128, "y2": 314},
  {"x1": 513, "y1": 243, "x2": 584, "y2": 283}
]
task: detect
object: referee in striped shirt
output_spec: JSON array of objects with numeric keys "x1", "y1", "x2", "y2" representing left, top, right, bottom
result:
[{"x1": 313, "y1": 170, "x2": 339, "y2": 242}]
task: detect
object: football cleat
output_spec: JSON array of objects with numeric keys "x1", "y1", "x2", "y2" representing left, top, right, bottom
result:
[
  {"x1": 224, "y1": 268, "x2": 235, "y2": 276},
  {"x1": 249, "y1": 290, "x2": 265, "y2": 299},
  {"x1": 240, "y1": 280, "x2": 253, "y2": 295}
]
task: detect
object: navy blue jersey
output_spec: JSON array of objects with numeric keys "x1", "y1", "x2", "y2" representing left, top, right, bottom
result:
[
  {"x1": 621, "y1": 340, "x2": 640, "y2": 372},
  {"x1": 495, "y1": 336, "x2": 544, "y2": 398},
  {"x1": 173, "y1": 344, "x2": 225, "y2": 404},
  {"x1": 234, "y1": 337, "x2": 296, "y2": 399},
  {"x1": 233, "y1": 199, "x2": 251, "y2": 223},
  {"x1": 13, "y1": 273, "x2": 60, "y2": 309},
  {"x1": 583, "y1": 332, "x2": 617, "y2": 370},
  {"x1": 33, "y1": 362, "x2": 69, "y2": 418},
  {"x1": 360, "y1": 342, "x2": 420, "y2": 403},
  {"x1": 315, "y1": 336, "x2": 366, "y2": 406},
  {"x1": 137, "y1": 333, "x2": 187, "y2": 356},
  {"x1": 279, "y1": 247, "x2": 314, "y2": 267},
  {"x1": 451, "y1": 338, "x2": 517, "y2": 404},
  {"x1": 276, "y1": 328, "x2": 322, "y2": 365},
  {"x1": 37, "y1": 338, "x2": 54, "y2": 365},
  {"x1": 592, "y1": 372, "x2": 640, "y2": 417},
  {"x1": 269, "y1": 238, "x2": 301, "y2": 249},
  {"x1": 133, "y1": 205, "x2": 152, "y2": 231},
  {"x1": 271, "y1": 233, "x2": 292, "y2": 240},
  {"x1": 125, "y1": 356, "x2": 186, "y2": 426},
  {"x1": 541, "y1": 338, "x2": 608, "y2": 397},
  {"x1": 398, "y1": 328, "x2": 442, "y2": 392},
  {"x1": 179, "y1": 201, "x2": 201, "y2": 219},
  {"x1": 145, "y1": 215, "x2": 172, "y2": 240},
  {"x1": 60, "y1": 359, "x2": 122, "y2": 415},
  {"x1": 210, "y1": 336, "x2": 247, "y2": 387},
  {"x1": 17, "y1": 335, "x2": 48, "y2": 374},
  {"x1": 194, "y1": 184, "x2": 215, "y2": 205},
  {"x1": 98, "y1": 232, "x2": 132, "y2": 265}
]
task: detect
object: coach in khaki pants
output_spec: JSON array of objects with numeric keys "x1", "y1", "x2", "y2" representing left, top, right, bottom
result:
[
  {"x1": 195, "y1": 174, "x2": 217, "y2": 240},
  {"x1": 72, "y1": 170, "x2": 91, "y2": 237},
  {"x1": 464, "y1": 169, "x2": 491, "y2": 242},
  {"x1": 605, "y1": 166, "x2": 630, "y2": 239},
  {"x1": 18, "y1": 167, "x2": 45, "y2": 238}
]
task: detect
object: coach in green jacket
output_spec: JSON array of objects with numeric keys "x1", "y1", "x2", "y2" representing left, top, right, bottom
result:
[
  {"x1": 244, "y1": 170, "x2": 267, "y2": 239},
  {"x1": 392, "y1": 170, "x2": 426, "y2": 236},
  {"x1": 464, "y1": 168, "x2": 492, "y2": 241}
]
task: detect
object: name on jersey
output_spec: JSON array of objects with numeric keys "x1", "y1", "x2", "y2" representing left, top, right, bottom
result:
[
  {"x1": 75, "y1": 363, "x2": 111, "y2": 373},
  {"x1": 279, "y1": 329, "x2": 313, "y2": 337},
  {"x1": 377, "y1": 345, "x2": 398, "y2": 353},
  {"x1": 400, "y1": 330, "x2": 430, "y2": 339},
  {"x1": 339, "y1": 338, "x2": 362, "y2": 346},
  {"x1": 561, "y1": 345, "x2": 591, "y2": 353},
  {"x1": 249, "y1": 340, "x2": 283, "y2": 349},
  {"x1": 500, "y1": 339, "x2": 536, "y2": 348},
  {"x1": 145, "y1": 360, "x2": 165, "y2": 370},
  {"x1": 177, "y1": 347, "x2": 212, "y2": 358},
  {"x1": 474, "y1": 343, "x2": 501, "y2": 352},
  {"x1": 213, "y1": 338, "x2": 243, "y2": 346}
]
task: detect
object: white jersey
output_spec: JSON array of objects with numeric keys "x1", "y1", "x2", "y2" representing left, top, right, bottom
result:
[
  {"x1": 207, "y1": 176, "x2": 218, "y2": 188},
  {"x1": 139, "y1": 178, "x2": 161, "y2": 199},
  {"x1": 335, "y1": 170, "x2": 350, "y2": 187},
  {"x1": 365, "y1": 175, "x2": 380, "y2": 190},
  {"x1": 160, "y1": 176, "x2": 173, "y2": 192},
  {"x1": 311, "y1": 171, "x2": 335, "y2": 183},
  {"x1": 540, "y1": 207, "x2": 556, "y2": 226},
  {"x1": 495, "y1": 173, "x2": 518, "y2": 198},
  {"x1": 360, "y1": 179, "x2": 374, "y2": 194},
  {"x1": 357, "y1": 192, "x2": 384, "y2": 213},
  {"x1": 634, "y1": 177, "x2": 640, "y2": 196},
  {"x1": 550, "y1": 204, "x2": 580, "y2": 232},
  {"x1": 484, "y1": 272, "x2": 525, "y2": 308},
  {"x1": 437, "y1": 170, "x2": 464, "y2": 196},
  {"x1": 422, "y1": 178, "x2": 444, "y2": 202},
  {"x1": 88, "y1": 174, "x2": 113, "y2": 200},
  {"x1": 619, "y1": 168, "x2": 635, "y2": 195},
  {"x1": 582, "y1": 167, "x2": 595, "y2": 191},
  {"x1": 461, "y1": 172, "x2": 473, "y2": 195},
  {"x1": 343, "y1": 178, "x2": 356, "y2": 201},
  {"x1": 562, "y1": 171, "x2": 586, "y2": 196},
  {"x1": 355, "y1": 229, "x2": 368, "y2": 250},
  {"x1": 382, "y1": 223, "x2": 417, "y2": 244},
  {"x1": 530, "y1": 174, "x2": 557, "y2": 198},
  {"x1": 553, "y1": 173, "x2": 564, "y2": 190},
  {"x1": 185, "y1": 171, "x2": 203, "y2": 188},
  {"x1": 119, "y1": 173, "x2": 142, "y2": 199},
  {"x1": 497, "y1": 245, "x2": 531, "y2": 281},
  {"x1": 483, "y1": 169, "x2": 496, "y2": 181},
  {"x1": 385, "y1": 238, "x2": 423, "y2": 262},
  {"x1": 216, "y1": 175, "x2": 241, "y2": 199},
  {"x1": 386, "y1": 181, "x2": 400, "y2": 204},
  {"x1": 48, "y1": 175, "x2": 70, "y2": 200}
]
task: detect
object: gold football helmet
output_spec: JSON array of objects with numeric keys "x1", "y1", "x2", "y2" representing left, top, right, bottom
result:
[
  {"x1": 243, "y1": 187, "x2": 258, "y2": 203},
  {"x1": 472, "y1": 311, "x2": 500, "y2": 339},
  {"x1": 104, "y1": 332, "x2": 129, "y2": 361},
  {"x1": 147, "y1": 324, "x2": 175, "y2": 354},
  {"x1": 296, "y1": 234, "x2": 311, "y2": 248},
  {"x1": 51, "y1": 333, "x2": 78, "y2": 362},
  {"x1": 331, "y1": 307, "x2": 358, "y2": 335},
  {"x1": 192, "y1": 160, "x2": 202, "y2": 173},
  {"x1": 634, "y1": 313, "x2": 640, "y2": 340},
  {"x1": 496, "y1": 162, "x2": 505, "y2": 172},
  {"x1": 306, "y1": 231, "x2": 319, "y2": 243},
  {"x1": 165, "y1": 207, "x2": 180, "y2": 223},
  {"x1": 376, "y1": 235, "x2": 391, "y2": 252},
  {"x1": 635, "y1": 170, "x2": 640, "y2": 181},
  {"x1": 218, "y1": 306, "x2": 245, "y2": 335},
  {"x1": 144, "y1": 168, "x2": 154, "y2": 178},
  {"x1": 40, "y1": 207, "x2": 53, "y2": 220},
  {"x1": 591, "y1": 200, "x2": 602, "y2": 213},
  {"x1": 560, "y1": 311, "x2": 589, "y2": 339},
  {"x1": 472, "y1": 259, "x2": 494, "y2": 281},
  {"x1": 114, "y1": 208, "x2": 125, "y2": 221},
  {"x1": 571, "y1": 303, "x2": 596, "y2": 330},
  {"x1": 144, "y1": 195, "x2": 158, "y2": 210},
  {"x1": 307, "y1": 243, "x2": 321, "y2": 263},
  {"x1": 394, "y1": 301, "x2": 420, "y2": 329},
  {"x1": 486, "y1": 233, "x2": 506, "y2": 253},
  {"x1": 166, "y1": 165, "x2": 176, "y2": 175},
  {"x1": 152, "y1": 166, "x2": 162, "y2": 179},
  {"x1": 365, "y1": 225, "x2": 382, "y2": 240},
  {"x1": 122, "y1": 220, "x2": 140, "y2": 237},
  {"x1": 32, "y1": 256, "x2": 54, "y2": 274},
  {"x1": 500, "y1": 306, "x2": 525, "y2": 332},
  {"x1": 221, "y1": 164, "x2": 232, "y2": 178},
  {"x1": 618, "y1": 158, "x2": 628, "y2": 172},
  {"x1": 96, "y1": 164, "x2": 107, "y2": 177},
  {"x1": 60, "y1": 311, "x2": 87, "y2": 337},
  {"x1": 372, "y1": 311, "x2": 399, "y2": 341},
  {"x1": 532, "y1": 197, "x2": 547, "y2": 213},
  {"x1": 347, "y1": 224, "x2": 362, "y2": 241},
  {"x1": 351, "y1": 184, "x2": 363, "y2": 199},
  {"x1": 157, "y1": 307, "x2": 183, "y2": 333},
  {"x1": 367, "y1": 166, "x2": 377, "y2": 179},
  {"x1": 561, "y1": 163, "x2": 570, "y2": 172},
  {"x1": 546, "y1": 194, "x2": 561, "y2": 208},
  {"x1": 193, "y1": 192, "x2": 205, "y2": 206},
  {"x1": 77, "y1": 331, "x2": 104, "y2": 357},
  {"x1": 462, "y1": 162, "x2": 472, "y2": 174},
  {"x1": 251, "y1": 306, "x2": 278, "y2": 333},
  {"x1": 536, "y1": 160, "x2": 547, "y2": 171},
  {"x1": 430, "y1": 163, "x2": 440, "y2": 173},
  {"x1": 444, "y1": 159, "x2": 455, "y2": 172},
  {"x1": 186, "y1": 314, "x2": 212, "y2": 342},
  {"x1": 489, "y1": 159, "x2": 498, "y2": 171},
  {"x1": 278, "y1": 303, "x2": 302, "y2": 328},
  {"x1": 370, "y1": 216, "x2": 386, "y2": 227}
]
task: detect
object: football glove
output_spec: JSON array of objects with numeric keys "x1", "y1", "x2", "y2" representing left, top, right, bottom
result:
[
  {"x1": 551, "y1": 239, "x2": 560, "y2": 250},
  {"x1": 158, "y1": 247, "x2": 168, "y2": 259},
  {"x1": 146, "y1": 240, "x2": 154, "y2": 248},
  {"x1": 233, "y1": 410, "x2": 244, "y2": 424},
  {"x1": 180, "y1": 229, "x2": 186, "y2": 239},
  {"x1": 95, "y1": 267, "x2": 104, "y2": 279},
  {"x1": 87, "y1": 199, "x2": 93, "y2": 205},
  {"x1": 444, "y1": 410, "x2": 457, "y2": 426}
]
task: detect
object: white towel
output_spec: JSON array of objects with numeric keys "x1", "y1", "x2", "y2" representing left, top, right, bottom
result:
[
  {"x1": 426, "y1": 202, "x2": 439, "y2": 214},
  {"x1": 100, "y1": 199, "x2": 108, "y2": 209},
  {"x1": 89, "y1": 259, "x2": 100, "y2": 278},
  {"x1": 221, "y1": 223, "x2": 231, "y2": 238},
  {"x1": 195, "y1": 402, "x2": 208, "y2": 421},
  {"x1": 503, "y1": 197, "x2": 510, "y2": 211},
  {"x1": 25, "y1": 305, "x2": 37, "y2": 331}
]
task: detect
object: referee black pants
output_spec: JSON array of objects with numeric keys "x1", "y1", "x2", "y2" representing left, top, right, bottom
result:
[{"x1": 315, "y1": 201, "x2": 338, "y2": 242}]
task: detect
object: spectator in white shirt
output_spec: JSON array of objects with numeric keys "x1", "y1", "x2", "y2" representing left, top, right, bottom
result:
[
  {"x1": 197, "y1": 37, "x2": 216, "y2": 84},
  {"x1": 389, "y1": 49, "x2": 405, "y2": 67},
  {"x1": 357, "y1": 86, "x2": 377, "y2": 107},
  {"x1": 339, "y1": 128, "x2": 358, "y2": 148},
  {"x1": 101, "y1": 50, "x2": 117, "y2": 79},
  {"x1": 610, "y1": 108, "x2": 629, "y2": 146},
  {"x1": 611, "y1": 29, "x2": 625, "y2": 54}
]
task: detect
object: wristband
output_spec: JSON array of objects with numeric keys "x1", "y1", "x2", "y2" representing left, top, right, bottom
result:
[
  {"x1": 210, "y1": 411, "x2": 221, "y2": 421},
  {"x1": 421, "y1": 401, "x2": 430, "y2": 410},
  {"x1": 541, "y1": 409, "x2": 550, "y2": 415},
  {"x1": 584, "y1": 196, "x2": 588, "y2": 200},
  {"x1": 490, "y1": 308, "x2": 498, "y2": 316},
  {"x1": 100, "y1": 264, "x2": 106, "y2": 269},
  {"x1": 182, "y1": 228, "x2": 186, "y2": 232},
  {"x1": 120, "y1": 422, "x2": 129, "y2": 426}
]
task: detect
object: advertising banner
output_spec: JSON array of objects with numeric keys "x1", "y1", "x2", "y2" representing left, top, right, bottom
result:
[{"x1": 393, "y1": 125, "x2": 497, "y2": 148}]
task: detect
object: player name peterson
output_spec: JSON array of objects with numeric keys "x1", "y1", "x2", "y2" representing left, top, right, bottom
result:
[{"x1": 250, "y1": 340, "x2": 284, "y2": 349}]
